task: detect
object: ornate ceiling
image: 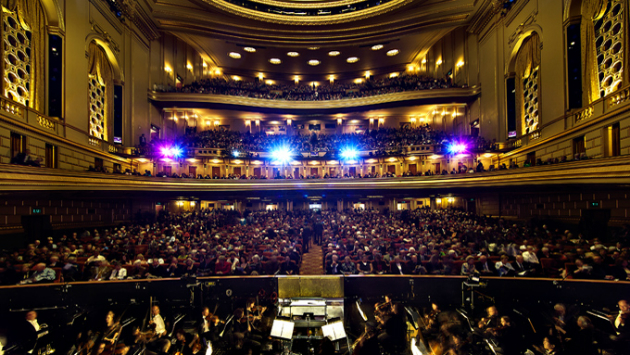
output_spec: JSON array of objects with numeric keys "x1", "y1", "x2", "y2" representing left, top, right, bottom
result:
[{"x1": 148, "y1": 0, "x2": 489, "y2": 79}]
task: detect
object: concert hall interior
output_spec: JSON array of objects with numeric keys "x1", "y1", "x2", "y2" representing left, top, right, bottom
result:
[{"x1": 1, "y1": 0, "x2": 630, "y2": 355}]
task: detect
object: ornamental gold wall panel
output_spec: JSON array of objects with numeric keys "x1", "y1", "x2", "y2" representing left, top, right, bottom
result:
[
  {"x1": 595, "y1": 0, "x2": 624, "y2": 97},
  {"x1": 2, "y1": 11, "x2": 31, "y2": 106},
  {"x1": 523, "y1": 67, "x2": 539, "y2": 134},
  {"x1": 88, "y1": 76, "x2": 106, "y2": 139}
]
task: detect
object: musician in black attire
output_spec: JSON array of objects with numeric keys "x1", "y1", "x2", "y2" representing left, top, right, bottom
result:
[
  {"x1": 173, "y1": 329, "x2": 199, "y2": 355},
  {"x1": 377, "y1": 303, "x2": 407, "y2": 352}
]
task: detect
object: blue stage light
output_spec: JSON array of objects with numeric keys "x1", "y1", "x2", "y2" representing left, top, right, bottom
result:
[
  {"x1": 447, "y1": 142, "x2": 467, "y2": 155},
  {"x1": 271, "y1": 147, "x2": 292, "y2": 163},
  {"x1": 160, "y1": 145, "x2": 183, "y2": 158},
  {"x1": 340, "y1": 148, "x2": 358, "y2": 160}
]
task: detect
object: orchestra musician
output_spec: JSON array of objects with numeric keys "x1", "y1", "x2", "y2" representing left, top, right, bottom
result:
[
  {"x1": 377, "y1": 303, "x2": 407, "y2": 353},
  {"x1": 477, "y1": 306, "x2": 500, "y2": 332},
  {"x1": 147, "y1": 305, "x2": 170, "y2": 353},
  {"x1": 173, "y1": 329, "x2": 200, "y2": 355},
  {"x1": 610, "y1": 299, "x2": 630, "y2": 353},
  {"x1": 352, "y1": 321, "x2": 379, "y2": 355},
  {"x1": 245, "y1": 298, "x2": 267, "y2": 333},
  {"x1": 373, "y1": 294, "x2": 393, "y2": 323},
  {"x1": 102, "y1": 311, "x2": 121, "y2": 346},
  {"x1": 199, "y1": 306, "x2": 223, "y2": 344}
]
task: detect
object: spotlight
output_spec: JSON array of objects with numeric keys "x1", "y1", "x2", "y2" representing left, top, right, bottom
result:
[
  {"x1": 271, "y1": 147, "x2": 292, "y2": 164},
  {"x1": 340, "y1": 148, "x2": 358, "y2": 160},
  {"x1": 447, "y1": 142, "x2": 467, "y2": 155},
  {"x1": 160, "y1": 146, "x2": 183, "y2": 158},
  {"x1": 232, "y1": 150, "x2": 240, "y2": 157}
]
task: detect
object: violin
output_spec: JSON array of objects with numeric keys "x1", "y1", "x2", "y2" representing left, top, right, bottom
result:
[{"x1": 205, "y1": 312, "x2": 225, "y2": 325}]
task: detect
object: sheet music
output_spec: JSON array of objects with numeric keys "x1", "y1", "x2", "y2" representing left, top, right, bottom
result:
[{"x1": 270, "y1": 320, "x2": 294, "y2": 339}]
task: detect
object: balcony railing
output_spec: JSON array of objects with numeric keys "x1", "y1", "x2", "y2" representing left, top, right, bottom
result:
[
  {"x1": 0, "y1": 97, "x2": 131, "y2": 159},
  {"x1": 149, "y1": 86, "x2": 481, "y2": 110}
]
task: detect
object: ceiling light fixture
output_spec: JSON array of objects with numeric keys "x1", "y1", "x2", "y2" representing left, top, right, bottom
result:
[
  {"x1": 269, "y1": 58, "x2": 282, "y2": 64},
  {"x1": 243, "y1": 47, "x2": 256, "y2": 52},
  {"x1": 228, "y1": 52, "x2": 241, "y2": 59},
  {"x1": 371, "y1": 44, "x2": 384, "y2": 50},
  {"x1": 386, "y1": 49, "x2": 399, "y2": 56},
  {"x1": 347, "y1": 57, "x2": 359, "y2": 63},
  {"x1": 308, "y1": 59, "x2": 321, "y2": 66},
  {"x1": 287, "y1": 52, "x2": 300, "y2": 57},
  {"x1": 328, "y1": 51, "x2": 340, "y2": 57}
]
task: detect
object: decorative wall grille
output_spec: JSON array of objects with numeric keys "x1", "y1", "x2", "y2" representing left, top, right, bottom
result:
[
  {"x1": 595, "y1": 0, "x2": 624, "y2": 97},
  {"x1": 523, "y1": 66, "x2": 539, "y2": 134},
  {"x1": 88, "y1": 76, "x2": 106, "y2": 139},
  {"x1": 2, "y1": 11, "x2": 31, "y2": 106}
]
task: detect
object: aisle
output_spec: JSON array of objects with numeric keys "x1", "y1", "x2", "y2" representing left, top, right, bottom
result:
[{"x1": 299, "y1": 242, "x2": 324, "y2": 275}]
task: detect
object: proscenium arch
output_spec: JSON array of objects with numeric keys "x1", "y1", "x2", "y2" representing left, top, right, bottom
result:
[
  {"x1": 40, "y1": 0, "x2": 65, "y2": 33},
  {"x1": 506, "y1": 25, "x2": 544, "y2": 75},
  {"x1": 85, "y1": 35, "x2": 124, "y2": 85}
]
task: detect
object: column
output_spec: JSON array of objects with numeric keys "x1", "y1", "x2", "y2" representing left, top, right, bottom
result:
[
  {"x1": 337, "y1": 199, "x2": 344, "y2": 211},
  {"x1": 430, "y1": 197, "x2": 437, "y2": 211}
]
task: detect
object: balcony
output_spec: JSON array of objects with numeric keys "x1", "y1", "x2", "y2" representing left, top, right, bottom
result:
[
  {"x1": 148, "y1": 86, "x2": 481, "y2": 113},
  {"x1": 1, "y1": 155, "x2": 629, "y2": 192}
]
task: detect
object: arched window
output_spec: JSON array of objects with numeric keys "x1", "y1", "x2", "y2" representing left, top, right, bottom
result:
[
  {"x1": 2, "y1": 0, "x2": 46, "y2": 111},
  {"x1": 515, "y1": 33, "x2": 541, "y2": 135},
  {"x1": 582, "y1": 0, "x2": 624, "y2": 103},
  {"x1": 87, "y1": 41, "x2": 114, "y2": 141}
]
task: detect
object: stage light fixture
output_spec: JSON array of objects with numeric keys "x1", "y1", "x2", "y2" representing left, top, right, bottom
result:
[
  {"x1": 160, "y1": 146, "x2": 183, "y2": 158},
  {"x1": 447, "y1": 142, "x2": 467, "y2": 155},
  {"x1": 340, "y1": 148, "x2": 358, "y2": 160},
  {"x1": 271, "y1": 147, "x2": 293, "y2": 164}
]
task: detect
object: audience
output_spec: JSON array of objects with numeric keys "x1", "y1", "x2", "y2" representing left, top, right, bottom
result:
[
  {"x1": 154, "y1": 73, "x2": 461, "y2": 101},
  {"x1": 1, "y1": 208, "x2": 628, "y2": 285}
]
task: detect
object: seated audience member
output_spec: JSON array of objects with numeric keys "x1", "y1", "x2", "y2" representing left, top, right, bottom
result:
[{"x1": 19, "y1": 263, "x2": 55, "y2": 284}]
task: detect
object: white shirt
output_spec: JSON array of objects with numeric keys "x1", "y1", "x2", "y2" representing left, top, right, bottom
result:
[
  {"x1": 109, "y1": 268, "x2": 127, "y2": 280},
  {"x1": 27, "y1": 319, "x2": 40, "y2": 332},
  {"x1": 153, "y1": 314, "x2": 166, "y2": 336},
  {"x1": 201, "y1": 315, "x2": 210, "y2": 333}
]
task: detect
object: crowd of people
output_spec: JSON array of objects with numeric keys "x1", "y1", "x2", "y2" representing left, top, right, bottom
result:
[
  {"x1": 154, "y1": 73, "x2": 460, "y2": 101},
  {"x1": 1, "y1": 207, "x2": 628, "y2": 286},
  {"x1": 141, "y1": 126, "x2": 495, "y2": 155}
]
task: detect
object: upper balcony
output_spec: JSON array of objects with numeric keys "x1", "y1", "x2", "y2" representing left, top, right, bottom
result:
[{"x1": 149, "y1": 86, "x2": 481, "y2": 113}]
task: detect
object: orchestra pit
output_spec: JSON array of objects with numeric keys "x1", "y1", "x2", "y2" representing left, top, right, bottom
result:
[{"x1": 1, "y1": 1, "x2": 630, "y2": 355}]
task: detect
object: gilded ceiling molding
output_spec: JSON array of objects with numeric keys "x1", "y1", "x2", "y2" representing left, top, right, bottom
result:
[
  {"x1": 157, "y1": 13, "x2": 470, "y2": 45},
  {"x1": 201, "y1": 0, "x2": 414, "y2": 25},
  {"x1": 247, "y1": 0, "x2": 371, "y2": 9}
]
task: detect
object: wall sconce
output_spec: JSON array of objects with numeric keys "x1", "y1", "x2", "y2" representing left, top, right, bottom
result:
[
  {"x1": 364, "y1": 71, "x2": 371, "y2": 79},
  {"x1": 164, "y1": 65, "x2": 172, "y2": 73},
  {"x1": 245, "y1": 120, "x2": 251, "y2": 126},
  {"x1": 258, "y1": 73, "x2": 264, "y2": 80},
  {"x1": 214, "y1": 120, "x2": 220, "y2": 126},
  {"x1": 329, "y1": 75, "x2": 335, "y2": 83},
  {"x1": 187, "y1": 63, "x2": 193, "y2": 71},
  {"x1": 214, "y1": 68, "x2": 222, "y2": 75},
  {"x1": 337, "y1": 118, "x2": 342, "y2": 125},
  {"x1": 255, "y1": 120, "x2": 260, "y2": 126},
  {"x1": 287, "y1": 119, "x2": 292, "y2": 126},
  {"x1": 436, "y1": 59, "x2": 443, "y2": 66},
  {"x1": 456, "y1": 61, "x2": 465, "y2": 68},
  {"x1": 294, "y1": 76, "x2": 300, "y2": 84}
]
